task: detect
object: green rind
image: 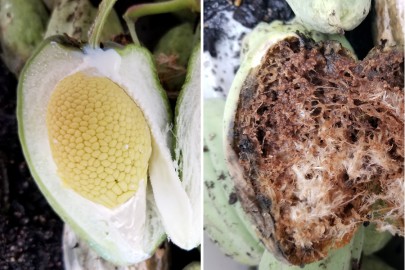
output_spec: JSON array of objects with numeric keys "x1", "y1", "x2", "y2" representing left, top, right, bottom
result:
[
  {"x1": 258, "y1": 228, "x2": 364, "y2": 270},
  {"x1": 362, "y1": 223, "x2": 393, "y2": 255},
  {"x1": 17, "y1": 36, "x2": 168, "y2": 265},
  {"x1": 204, "y1": 98, "x2": 264, "y2": 265},
  {"x1": 203, "y1": 151, "x2": 263, "y2": 265}
]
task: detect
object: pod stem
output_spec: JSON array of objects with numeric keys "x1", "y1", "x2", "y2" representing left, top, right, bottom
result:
[
  {"x1": 124, "y1": 0, "x2": 199, "y2": 45},
  {"x1": 88, "y1": 0, "x2": 117, "y2": 48}
]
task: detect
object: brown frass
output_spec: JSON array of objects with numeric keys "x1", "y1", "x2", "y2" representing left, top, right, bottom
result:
[{"x1": 232, "y1": 37, "x2": 404, "y2": 265}]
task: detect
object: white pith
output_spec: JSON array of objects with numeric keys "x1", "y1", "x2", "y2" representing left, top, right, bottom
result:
[{"x1": 175, "y1": 47, "x2": 202, "y2": 249}]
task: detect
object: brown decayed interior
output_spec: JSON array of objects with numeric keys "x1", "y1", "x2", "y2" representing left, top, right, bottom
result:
[{"x1": 233, "y1": 37, "x2": 404, "y2": 265}]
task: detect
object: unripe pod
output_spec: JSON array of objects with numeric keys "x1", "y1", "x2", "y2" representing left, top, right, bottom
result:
[
  {"x1": 0, "y1": 0, "x2": 48, "y2": 76},
  {"x1": 154, "y1": 23, "x2": 196, "y2": 91}
]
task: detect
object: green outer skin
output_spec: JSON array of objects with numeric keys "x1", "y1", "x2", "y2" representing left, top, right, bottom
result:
[
  {"x1": 223, "y1": 20, "x2": 357, "y2": 265},
  {"x1": 154, "y1": 23, "x2": 195, "y2": 67},
  {"x1": 204, "y1": 98, "x2": 264, "y2": 265},
  {"x1": 45, "y1": 0, "x2": 123, "y2": 42},
  {"x1": 17, "y1": 36, "x2": 168, "y2": 266},
  {"x1": 258, "y1": 227, "x2": 364, "y2": 270},
  {"x1": 0, "y1": 0, "x2": 49, "y2": 76},
  {"x1": 362, "y1": 223, "x2": 393, "y2": 255},
  {"x1": 286, "y1": 0, "x2": 371, "y2": 34},
  {"x1": 154, "y1": 23, "x2": 197, "y2": 91}
]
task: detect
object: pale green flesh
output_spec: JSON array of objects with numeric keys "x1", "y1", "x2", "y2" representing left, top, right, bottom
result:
[{"x1": 17, "y1": 38, "x2": 191, "y2": 265}]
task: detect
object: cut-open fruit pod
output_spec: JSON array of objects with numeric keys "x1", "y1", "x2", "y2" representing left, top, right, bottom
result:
[
  {"x1": 17, "y1": 35, "x2": 199, "y2": 266},
  {"x1": 224, "y1": 21, "x2": 404, "y2": 266}
]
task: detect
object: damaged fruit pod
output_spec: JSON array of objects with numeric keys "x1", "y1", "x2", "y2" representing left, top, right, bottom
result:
[
  {"x1": 45, "y1": 0, "x2": 123, "y2": 41},
  {"x1": 285, "y1": 0, "x2": 371, "y2": 34},
  {"x1": 204, "y1": 98, "x2": 265, "y2": 266},
  {"x1": 17, "y1": 34, "x2": 199, "y2": 265},
  {"x1": 0, "y1": 0, "x2": 49, "y2": 76},
  {"x1": 224, "y1": 20, "x2": 404, "y2": 266}
]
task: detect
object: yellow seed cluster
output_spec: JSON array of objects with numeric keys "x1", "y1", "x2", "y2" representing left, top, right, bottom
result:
[{"x1": 46, "y1": 72, "x2": 152, "y2": 208}]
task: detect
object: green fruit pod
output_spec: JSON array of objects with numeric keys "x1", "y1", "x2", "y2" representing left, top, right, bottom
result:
[
  {"x1": 0, "y1": 0, "x2": 49, "y2": 76},
  {"x1": 154, "y1": 22, "x2": 196, "y2": 91},
  {"x1": 286, "y1": 0, "x2": 371, "y2": 34}
]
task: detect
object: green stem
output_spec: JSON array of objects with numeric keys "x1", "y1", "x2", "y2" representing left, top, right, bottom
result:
[
  {"x1": 124, "y1": 0, "x2": 199, "y2": 45},
  {"x1": 88, "y1": 0, "x2": 118, "y2": 48}
]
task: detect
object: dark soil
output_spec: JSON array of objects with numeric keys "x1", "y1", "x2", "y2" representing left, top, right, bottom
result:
[
  {"x1": 203, "y1": 0, "x2": 294, "y2": 57},
  {"x1": 0, "y1": 60, "x2": 64, "y2": 269}
]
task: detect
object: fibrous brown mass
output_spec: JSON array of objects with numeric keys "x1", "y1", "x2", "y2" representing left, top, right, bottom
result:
[{"x1": 233, "y1": 37, "x2": 404, "y2": 265}]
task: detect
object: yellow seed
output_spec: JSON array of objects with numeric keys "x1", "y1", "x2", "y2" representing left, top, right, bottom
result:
[
  {"x1": 112, "y1": 184, "x2": 122, "y2": 195},
  {"x1": 117, "y1": 191, "x2": 134, "y2": 204},
  {"x1": 46, "y1": 72, "x2": 151, "y2": 208}
]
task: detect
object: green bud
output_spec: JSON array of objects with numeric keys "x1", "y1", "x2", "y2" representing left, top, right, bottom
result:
[
  {"x1": 154, "y1": 22, "x2": 196, "y2": 91},
  {"x1": 0, "y1": 0, "x2": 49, "y2": 76}
]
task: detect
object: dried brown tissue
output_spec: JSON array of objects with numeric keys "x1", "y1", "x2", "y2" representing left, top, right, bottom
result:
[{"x1": 232, "y1": 37, "x2": 404, "y2": 265}]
